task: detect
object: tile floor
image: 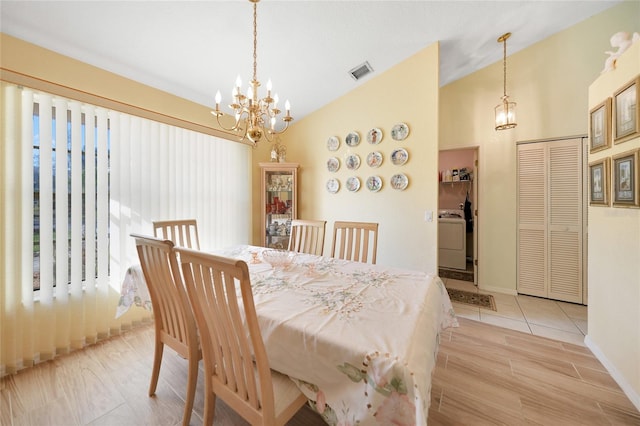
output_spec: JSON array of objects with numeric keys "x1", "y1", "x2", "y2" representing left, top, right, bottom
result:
[{"x1": 443, "y1": 277, "x2": 588, "y2": 346}]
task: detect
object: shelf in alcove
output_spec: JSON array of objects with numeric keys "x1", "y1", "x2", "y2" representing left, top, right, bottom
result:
[{"x1": 440, "y1": 180, "x2": 472, "y2": 186}]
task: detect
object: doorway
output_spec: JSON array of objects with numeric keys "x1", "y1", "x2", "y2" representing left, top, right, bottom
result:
[{"x1": 438, "y1": 147, "x2": 479, "y2": 285}]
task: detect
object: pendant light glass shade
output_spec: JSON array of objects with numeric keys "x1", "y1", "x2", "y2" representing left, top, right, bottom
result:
[{"x1": 495, "y1": 95, "x2": 517, "y2": 130}]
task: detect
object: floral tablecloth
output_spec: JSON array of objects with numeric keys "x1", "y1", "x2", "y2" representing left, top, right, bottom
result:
[
  {"x1": 116, "y1": 264, "x2": 152, "y2": 319},
  {"x1": 117, "y1": 245, "x2": 457, "y2": 425},
  {"x1": 213, "y1": 245, "x2": 458, "y2": 425}
]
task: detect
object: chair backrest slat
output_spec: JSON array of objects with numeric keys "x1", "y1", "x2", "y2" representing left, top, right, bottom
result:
[
  {"x1": 288, "y1": 219, "x2": 326, "y2": 255},
  {"x1": 153, "y1": 219, "x2": 200, "y2": 250},
  {"x1": 131, "y1": 233, "x2": 198, "y2": 358},
  {"x1": 178, "y1": 247, "x2": 277, "y2": 424},
  {"x1": 331, "y1": 221, "x2": 379, "y2": 264}
]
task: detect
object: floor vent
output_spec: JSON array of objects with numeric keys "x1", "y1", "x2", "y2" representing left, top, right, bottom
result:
[{"x1": 349, "y1": 61, "x2": 373, "y2": 81}]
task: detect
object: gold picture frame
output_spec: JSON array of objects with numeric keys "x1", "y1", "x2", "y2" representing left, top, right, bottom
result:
[
  {"x1": 612, "y1": 149, "x2": 639, "y2": 208},
  {"x1": 589, "y1": 157, "x2": 610, "y2": 206},
  {"x1": 589, "y1": 98, "x2": 612, "y2": 153},
  {"x1": 613, "y1": 76, "x2": 639, "y2": 144}
]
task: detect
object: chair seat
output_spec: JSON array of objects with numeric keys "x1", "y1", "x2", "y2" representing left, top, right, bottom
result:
[{"x1": 270, "y1": 370, "x2": 308, "y2": 421}]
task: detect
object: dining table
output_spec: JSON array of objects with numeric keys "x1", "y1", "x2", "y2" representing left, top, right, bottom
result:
[{"x1": 117, "y1": 244, "x2": 458, "y2": 425}]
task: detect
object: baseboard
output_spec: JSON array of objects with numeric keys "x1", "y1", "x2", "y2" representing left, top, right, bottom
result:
[
  {"x1": 584, "y1": 335, "x2": 640, "y2": 412},
  {"x1": 477, "y1": 284, "x2": 517, "y2": 296}
]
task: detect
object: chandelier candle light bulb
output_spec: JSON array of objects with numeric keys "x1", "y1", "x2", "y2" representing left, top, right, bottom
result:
[{"x1": 211, "y1": 0, "x2": 293, "y2": 145}]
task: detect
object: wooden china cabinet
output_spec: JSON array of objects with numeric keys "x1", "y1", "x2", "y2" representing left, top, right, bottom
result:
[{"x1": 260, "y1": 162, "x2": 299, "y2": 249}]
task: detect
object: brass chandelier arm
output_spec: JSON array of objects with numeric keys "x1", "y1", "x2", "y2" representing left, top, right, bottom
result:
[{"x1": 211, "y1": 104, "x2": 292, "y2": 144}]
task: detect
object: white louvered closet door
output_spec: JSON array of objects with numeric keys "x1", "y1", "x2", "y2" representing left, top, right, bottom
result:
[{"x1": 517, "y1": 138, "x2": 584, "y2": 304}]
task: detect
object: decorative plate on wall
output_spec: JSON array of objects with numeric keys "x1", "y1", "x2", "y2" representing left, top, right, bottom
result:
[
  {"x1": 327, "y1": 136, "x2": 340, "y2": 151},
  {"x1": 391, "y1": 148, "x2": 409, "y2": 166},
  {"x1": 326, "y1": 178, "x2": 340, "y2": 194},
  {"x1": 366, "y1": 175, "x2": 383, "y2": 192},
  {"x1": 366, "y1": 128, "x2": 383, "y2": 145},
  {"x1": 327, "y1": 157, "x2": 340, "y2": 173},
  {"x1": 391, "y1": 122, "x2": 410, "y2": 141},
  {"x1": 345, "y1": 131, "x2": 361, "y2": 147},
  {"x1": 366, "y1": 151, "x2": 383, "y2": 168},
  {"x1": 345, "y1": 153, "x2": 361, "y2": 170},
  {"x1": 346, "y1": 176, "x2": 361, "y2": 192},
  {"x1": 390, "y1": 173, "x2": 409, "y2": 190}
]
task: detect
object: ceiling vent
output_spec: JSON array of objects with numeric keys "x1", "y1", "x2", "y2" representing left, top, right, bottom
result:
[{"x1": 349, "y1": 61, "x2": 373, "y2": 81}]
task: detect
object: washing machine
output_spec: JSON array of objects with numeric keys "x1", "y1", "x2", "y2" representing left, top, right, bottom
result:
[{"x1": 438, "y1": 210, "x2": 466, "y2": 270}]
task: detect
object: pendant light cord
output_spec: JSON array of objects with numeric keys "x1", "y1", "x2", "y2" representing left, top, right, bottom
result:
[{"x1": 503, "y1": 36, "x2": 507, "y2": 98}]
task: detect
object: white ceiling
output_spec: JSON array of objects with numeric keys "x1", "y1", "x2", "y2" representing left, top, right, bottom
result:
[{"x1": 1, "y1": 1, "x2": 620, "y2": 121}]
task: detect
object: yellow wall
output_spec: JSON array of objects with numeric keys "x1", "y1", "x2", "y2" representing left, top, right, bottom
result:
[
  {"x1": 0, "y1": 33, "x2": 251, "y2": 328},
  {"x1": 587, "y1": 42, "x2": 640, "y2": 409},
  {"x1": 439, "y1": 1, "x2": 640, "y2": 293},
  {"x1": 256, "y1": 43, "x2": 440, "y2": 272}
]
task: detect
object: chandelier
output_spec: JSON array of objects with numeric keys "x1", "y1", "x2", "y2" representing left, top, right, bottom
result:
[
  {"x1": 212, "y1": 0, "x2": 292, "y2": 145},
  {"x1": 494, "y1": 32, "x2": 517, "y2": 130}
]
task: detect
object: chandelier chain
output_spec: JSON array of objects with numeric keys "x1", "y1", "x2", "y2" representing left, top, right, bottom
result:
[{"x1": 253, "y1": 1, "x2": 258, "y2": 82}]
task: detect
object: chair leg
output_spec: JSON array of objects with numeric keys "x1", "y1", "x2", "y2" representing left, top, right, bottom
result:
[
  {"x1": 181, "y1": 357, "x2": 198, "y2": 426},
  {"x1": 148, "y1": 339, "x2": 164, "y2": 396},
  {"x1": 203, "y1": 390, "x2": 216, "y2": 426}
]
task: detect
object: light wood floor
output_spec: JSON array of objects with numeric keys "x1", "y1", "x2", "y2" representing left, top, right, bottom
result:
[{"x1": 2, "y1": 318, "x2": 639, "y2": 425}]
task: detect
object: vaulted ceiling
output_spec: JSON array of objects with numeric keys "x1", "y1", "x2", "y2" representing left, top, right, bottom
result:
[{"x1": 1, "y1": 1, "x2": 620, "y2": 120}]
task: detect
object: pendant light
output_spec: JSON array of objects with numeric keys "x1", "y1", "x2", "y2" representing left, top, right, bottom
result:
[{"x1": 495, "y1": 32, "x2": 517, "y2": 130}]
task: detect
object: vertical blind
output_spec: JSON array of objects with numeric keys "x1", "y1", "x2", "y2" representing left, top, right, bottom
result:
[{"x1": 0, "y1": 83, "x2": 251, "y2": 376}]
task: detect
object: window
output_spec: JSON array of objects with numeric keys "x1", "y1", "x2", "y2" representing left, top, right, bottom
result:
[
  {"x1": 32, "y1": 100, "x2": 110, "y2": 291},
  {"x1": 2, "y1": 83, "x2": 250, "y2": 373}
]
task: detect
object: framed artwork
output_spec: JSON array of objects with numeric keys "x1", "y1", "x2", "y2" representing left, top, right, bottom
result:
[
  {"x1": 612, "y1": 149, "x2": 639, "y2": 207},
  {"x1": 613, "y1": 76, "x2": 639, "y2": 144},
  {"x1": 588, "y1": 157, "x2": 610, "y2": 206},
  {"x1": 589, "y1": 98, "x2": 611, "y2": 153}
]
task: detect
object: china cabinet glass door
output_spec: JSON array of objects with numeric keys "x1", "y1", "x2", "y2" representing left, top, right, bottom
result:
[{"x1": 260, "y1": 163, "x2": 298, "y2": 248}]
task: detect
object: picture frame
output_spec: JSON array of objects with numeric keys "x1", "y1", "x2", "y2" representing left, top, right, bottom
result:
[
  {"x1": 588, "y1": 157, "x2": 610, "y2": 206},
  {"x1": 612, "y1": 149, "x2": 639, "y2": 208},
  {"x1": 589, "y1": 98, "x2": 611, "y2": 153},
  {"x1": 613, "y1": 76, "x2": 639, "y2": 144}
]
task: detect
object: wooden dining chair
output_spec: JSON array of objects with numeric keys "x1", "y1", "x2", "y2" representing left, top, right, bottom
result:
[
  {"x1": 177, "y1": 247, "x2": 308, "y2": 426},
  {"x1": 131, "y1": 234, "x2": 201, "y2": 426},
  {"x1": 331, "y1": 221, "x2": 379, "y2": 264},
  {"x1": 287, "y1": 219, "x2": 327, "y2": 256},
  {"x1": 153, "y1": 219, "x2": 200, "y2": 250}
]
